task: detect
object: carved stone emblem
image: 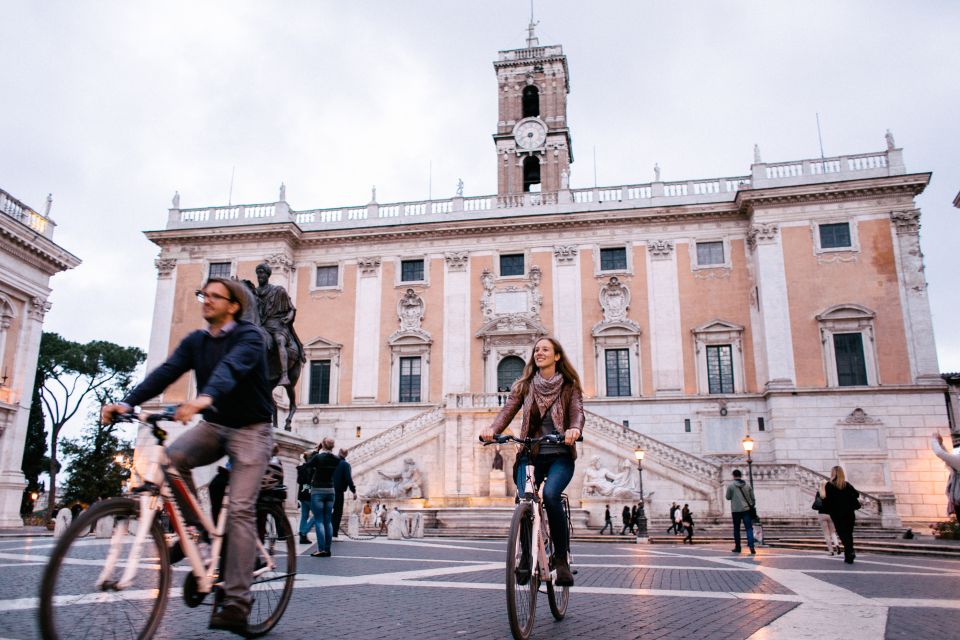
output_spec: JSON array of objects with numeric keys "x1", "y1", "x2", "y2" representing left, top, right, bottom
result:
[
  {"x1": 554, "y1": 245, "x2": 578, "y2": 264},
  {"x1": 397, "y1": 289, "x2": 425, "y2": 331},
  {"x1": 444, "y1": 251, "x2": 469, "y2": 272},
  {"x1": 599, "y1": 277, "x2": 630, "y2": 322},
  {"x1": 357, "y1": 257, "x2": 382, "y2": 276},
  {"x1": 891, "y1": 209, "x2": 920, "y2": 235},
  {"x1": 746, "y1": 223, "x2": 779, "y2": 250},
  {"x1": 154, "y1": 258, "x2": 177, "y2": 277},
  {"x1": 647, "y1": 239, "x2": 674, "y2": 258},
  {"x1": 839, "y1": 407, "x2": 882, "y2": 425}
]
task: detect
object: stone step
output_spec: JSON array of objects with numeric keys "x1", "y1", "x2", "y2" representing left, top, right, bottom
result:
[{"x1": 767, "y1": 537, "x2": 960, "y2": 558}]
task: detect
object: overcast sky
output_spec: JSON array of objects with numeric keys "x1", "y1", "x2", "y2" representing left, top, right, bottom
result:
[{"x1": 3, "y1": 1, "x2": 958, "y2": 376}]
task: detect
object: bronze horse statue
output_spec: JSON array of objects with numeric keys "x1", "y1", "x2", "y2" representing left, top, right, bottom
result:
[{"x1": 239, "y1": 279, "x2": 304, "y2": 431}]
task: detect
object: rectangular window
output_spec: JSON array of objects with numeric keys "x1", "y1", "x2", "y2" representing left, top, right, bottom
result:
[
  {"x1": 208, "y1": 262, "x2": 231, "y2": 279},
  {"x1": 499, "y1": 253, "x2": 525, "y2": 277},
  {"x1": 308, "y1": 360, "x2": 331, "y2": 405},
  {"x1": 819, "y1": 222, "x2": 852, "y2": 249},
  {"x1": 604, "y1": 348, "x2": 631, "y2": 397},
  {"x1": 758, "y1": 417, "x2": 766, "y2": 432},
  {"x1": 399, "y1": 356, "x2": 421, "y2": 403},
  {"x1": 696, "y1": 241, "x2": 725, "y2": 266},
  {"x1": 834, "y1": 332, "x2": 868, "y2": 386},
  {"x1": 600, "y1": 247, "x2": 627, "y2": 271},
  {"x1": 315, "y1": 265, "x2": 338, "y2": 288},
  {"x1": 400, "y1": 259, "x2": 425, "y2": 282},
  {"x1": 706, "y1": 345, "x2": 734, "y2": 394},
  {"x1": 684, "y1": 418, "x2": 691, "y2": 433}
]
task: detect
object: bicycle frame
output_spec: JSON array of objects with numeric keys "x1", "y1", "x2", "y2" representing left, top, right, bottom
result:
[{"x1": 518, "y1": 461, "x2": 554, "y2": 583}]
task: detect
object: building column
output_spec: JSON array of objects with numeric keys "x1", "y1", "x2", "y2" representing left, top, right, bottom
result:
[
  {"x1": 0, "y1": 296, "x2": 48, "y2": 527},
  {"x1": 891, "y1": 210, "x2": 942, "y2": 384},
  {"x1": 442, "y1": 252, "x2": 470, "y2": 396},
  {"x1": 645, "y1": 240, "x2": 684, "y2": 394},
  {"x1": 552, "y1": 246, "x2": 584, "y2": 374},
  {"x1": 145, "y1": 258, "x2": 177, "y2": 371},
  {"x1": 748, "y1": 223, "x2": 796, "y2": 389},
  {"x1": 352, "y1": 258, "x2": 382, "y2": 402}
]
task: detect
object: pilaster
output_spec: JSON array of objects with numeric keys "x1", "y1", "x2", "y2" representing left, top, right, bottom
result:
[
  {"x1": 145, "y1": 258, "x2": 177, "y2": 371},
  {"x1": 352, "y1": 257, "x2": 382, "y2": 402},
  {"x1": 552, "y1": 245, "x2": 583, "y2": 373},
  {"x1": 645, "y1": 240, "x2": 683, "y2": 395},
  {"x1": 442, "y1": 252, "x2": 470, "y2": 394},
  {"x1": 748, "y1": 223, "x2": 796, "y2": 389}
]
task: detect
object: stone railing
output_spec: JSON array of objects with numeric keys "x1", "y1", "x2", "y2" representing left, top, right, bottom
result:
[
  {"x1": 792, "y1": 464, "x2": 883, "y2": 516},
  {"x1": 446, "y1": 392, "x2": 509, "y2": 409},
  {"x1": 163, "y1": 147, "x2": 902, "y2": 233},
  {"x1": 0, "y1": 189, "x2": 52, "y2": 237},
  {"x1": 346, "y1": 405, "x2": 446, "y2": 466},
  {"x1": 584, "y1": 412, "x2": 722, "y2": 487}
]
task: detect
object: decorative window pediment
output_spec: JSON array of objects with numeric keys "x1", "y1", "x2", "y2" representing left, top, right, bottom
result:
[
  {"x1": 692, "y1": 319, "x2": 745, "y2": 395},
  {"x1": 816, "y1": 304, "x2": 878, "y2": 387}
]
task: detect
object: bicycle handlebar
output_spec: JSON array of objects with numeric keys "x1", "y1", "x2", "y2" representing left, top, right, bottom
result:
[{"x1": 479, "y1": 432, "x2": 583, "y2": 445}]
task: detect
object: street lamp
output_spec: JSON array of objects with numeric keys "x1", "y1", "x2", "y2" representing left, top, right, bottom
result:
[
  {"x1": 741, "y1": 435, "x2": 755, "y2": 489},
  {"x1": 633, "y1": 447, "x2": 648, "y2": 539}
]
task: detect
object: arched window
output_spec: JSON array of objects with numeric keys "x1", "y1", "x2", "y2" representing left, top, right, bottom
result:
[
  {"x1": 522, "y1": 85, "x2": 540, "y2": 118},
  {"x1": 522, "y1": 156, "x2": 541, "y2": 192},
  {"x1": 497, "y1": 356, "x2": 525, "y2": 393}
]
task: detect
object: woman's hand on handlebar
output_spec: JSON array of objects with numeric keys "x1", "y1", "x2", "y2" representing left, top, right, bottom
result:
[
  {"x1": 564, "y1": 428, "x2": 581, "y2": 446},
  {"x1": 479, "y1": 427, "x2": 496, "y2": 442}
]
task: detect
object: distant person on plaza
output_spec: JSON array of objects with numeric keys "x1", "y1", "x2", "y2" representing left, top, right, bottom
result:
[
  {"x1": 621, "y1": 505, "x2": 632, "y2": 535},
  {"x1": 303, "y1": 437, "x2": 340, "y2": 557},
  {"x1": 361, "y1": 501, "x2": 374, "y2": 528},
  {"x1": 822, "y1": 465, "x2": 860, "y2": 564},
  {"x1": 673, "y1": 504, "x2": 683, "y2": 536},
  {"x1": 725, "y1": 469, "x2": 757, "y2": 554},
  {"x1": 667, "y1": 502, "x2": 679, "y2": 534},
  {"x1": 814, "y1": 480, "x2": 839, "y2": 556},
  {"x1": 331, "y1": 448, "x2": 357, "y2": 539},
  {"x1": 296, "y1": 450, "x2": 316, "y2": 544},
  {"x1": 631, "y1": 504, "x2": 640, "y2": 534},
  {"x1": 600, "y1": 505, "x2": 613, "y2": 534},
  {"x1": 377, "y1": 503, "x2": 388, "y2": 534},
  {"x1": 681, "y1": 504, "x2": 694, "y2": 544},
  {"x1": 931, "y1": 432, "x2": 960, "y2": 517},
  {"x1": 481, "y1": 337, "x2": 585, "y2": 587}
]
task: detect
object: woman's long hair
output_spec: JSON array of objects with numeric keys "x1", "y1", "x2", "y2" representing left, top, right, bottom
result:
[
  {"x1": 829, "y1": 465, "x2": 847, "y2": 490},
  {"x1": 512, "y1": 336, "x2": 583, "y2": 398}
]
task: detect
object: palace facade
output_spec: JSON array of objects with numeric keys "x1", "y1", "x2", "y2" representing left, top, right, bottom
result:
[{"x1": 142, "y1": 33, "x2": 948, "y2": 528}]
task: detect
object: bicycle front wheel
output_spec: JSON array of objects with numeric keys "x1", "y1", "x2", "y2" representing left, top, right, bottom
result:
[
  {"x1": 38, "y1": 497, "x2": 170, "y2": 640},
  {"x1": 546, "y1": 560, "x2": 569, "y2": 620},
  {"x1": 245, "y1": 502, "x2": 296, "y2": 637},
  {"x1": 506, "y1": 502, "x2": 538, "y2": 640}
]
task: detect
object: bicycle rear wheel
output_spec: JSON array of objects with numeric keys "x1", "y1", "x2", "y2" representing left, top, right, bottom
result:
[
  {"x1": 244, "y1": 502, "x2": 296, "y2": 637},
  {"x1": 506, "y1": 502, "x2": 538, "y2": 640},
  {"x1": 38, "y1": 497, "x2": 170, "y2": 640}
]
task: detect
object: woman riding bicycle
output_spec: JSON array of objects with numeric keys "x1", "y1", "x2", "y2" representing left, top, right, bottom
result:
[{"x1": 481, "y1": 337, "x2": 584, "y2": 586}]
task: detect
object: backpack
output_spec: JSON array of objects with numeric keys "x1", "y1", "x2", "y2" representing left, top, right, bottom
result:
[{"x1": 296, "y1": 462, "x2": 312, "y2": 487}]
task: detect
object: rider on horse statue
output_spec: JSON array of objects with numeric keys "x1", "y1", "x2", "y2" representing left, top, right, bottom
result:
[{"x1": 252, "y1": 262, "x2": 304, "y2": 386}]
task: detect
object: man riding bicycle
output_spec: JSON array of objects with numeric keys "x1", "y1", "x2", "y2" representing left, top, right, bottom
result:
[{"x1": 101, "y1": 276, "x2": 274, "y2": 634}]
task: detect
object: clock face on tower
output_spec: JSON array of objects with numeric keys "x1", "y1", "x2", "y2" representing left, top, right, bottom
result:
[{"x1": 513, "y1": 118, "x2": 547, "y2": 151}]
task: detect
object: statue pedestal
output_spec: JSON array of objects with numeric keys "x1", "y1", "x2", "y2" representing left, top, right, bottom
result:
[{"x1": 488, "y1": 469, "x2": 507, "y2": 497}]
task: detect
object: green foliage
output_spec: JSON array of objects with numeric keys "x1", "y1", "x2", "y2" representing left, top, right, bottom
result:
[
  {"x1": 930, "y1": 518, "x2": 960, "y2": 539},
  {"x1": 21, "y1": 371, "x2": 49, "y2": 490},
  {"x1": 59, "y1": 421, "x2": 133, "y2": 505},
  {"x1": 34, "y1": 332, "x2": 145, "y2": 514}
]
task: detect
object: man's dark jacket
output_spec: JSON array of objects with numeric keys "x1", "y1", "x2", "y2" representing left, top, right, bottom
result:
[
  {"x1": 123, "y1": 320, "x2": 273, "y2": 428},
  {"x1": 333, "y1": 458, "x2": 356, "y2": 494}
]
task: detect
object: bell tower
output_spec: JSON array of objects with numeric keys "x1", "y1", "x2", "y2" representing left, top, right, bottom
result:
[{"x1": 493, "y1": 20, "x2": 573, "y2": 201}]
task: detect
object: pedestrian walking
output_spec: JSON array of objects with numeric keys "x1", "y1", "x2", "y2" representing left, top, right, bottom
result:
[
  {"x1": 822, "y1": 465, "x2": 860, "y2": 564},
  {"x1": 620, "y1": 505, "x2": 632, "y2": 535},
  {"x1": 667, "y1": 502, "x2": 679, "y2": 534},
  {"x1": 361, "y1": 501, "x2": 374, "y2": 528},
  {"x1": 681, "y1": 504, "x2": 694, "y2": 544},
  {"x1": 813, "y1": 481, "x2": 839, "y2": 556},
  {"x1": 304, "y1": 437, "x2": 341, "y2": 557},
  {"x1": 725, "y1": 469, "x2": 756, "y2": 554},
  {"x1": 296, "y1": 450, "x2": 316, "y2": 544},
  {"x1": 331, "y1": 448, "x2": 357, "y2": 539},
  {"x1": 630, "y1": 504, "x2": 639, "y2": 534},
  {"x1": 673, "y1": 504, "x2": 683, "y2": 536},
  {"x1": 599, "y1": 505, "x2": 613, "y2": 534}
]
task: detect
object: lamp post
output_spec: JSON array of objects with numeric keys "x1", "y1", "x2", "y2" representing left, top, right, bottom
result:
[
  {"x1": 741, "y1": 435, "x2": 755, "y2": 489},
  {"x1": 633, "y1": 447, "x2": 648, "y2": 539}
]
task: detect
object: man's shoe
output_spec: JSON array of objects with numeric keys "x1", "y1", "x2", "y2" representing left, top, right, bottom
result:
[
  {"x1": 731, "y1": 547, "x2": 742, "y2": 553},
  {"x1": 299, "y1": 535, "x2": 311, "y2": 545},
  {"x1": 749, "y1": 547, "x2": 756, "y2": 555},
  {"x1": 554, "y1": 557, "x2": 574, "y2": 587},
  {"x1": 209, "y1": 604, "x2": 248, "y2": 633},
  {"x1": 310, "y1": 550, "x2": 331, "y2": 557}
]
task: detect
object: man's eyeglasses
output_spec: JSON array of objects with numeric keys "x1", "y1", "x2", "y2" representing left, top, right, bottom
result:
[{"x1": 195, "y1": 290, "x2": 235, "y2": 304}]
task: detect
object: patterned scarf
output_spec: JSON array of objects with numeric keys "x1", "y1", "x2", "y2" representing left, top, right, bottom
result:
[{"x1": 523, "y1": 372, "x2": 566, "y2": 436}]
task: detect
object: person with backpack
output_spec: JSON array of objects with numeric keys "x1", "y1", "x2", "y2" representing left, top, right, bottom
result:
[{"x1": 296, "y1": 449, "x2": 317, "y2": 545}]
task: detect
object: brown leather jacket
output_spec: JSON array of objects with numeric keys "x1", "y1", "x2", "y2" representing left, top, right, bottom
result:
[{"x1": 489, "y1": 382, "x2": 585, "y2": 459}]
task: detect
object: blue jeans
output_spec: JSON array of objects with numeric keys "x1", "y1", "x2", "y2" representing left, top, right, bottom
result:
[
  {"x1": 310, "y1": 491, "x2": 335, "y2": 552},
  {"x1": 298, "y1": 499, "x2": 314, "y2": 536},
  {"x1": 516, "y1": 453, "x2": 575, "y2": 558},
  {"x1": 732, "y1": 511, "x2": 755, "y2": 550}
]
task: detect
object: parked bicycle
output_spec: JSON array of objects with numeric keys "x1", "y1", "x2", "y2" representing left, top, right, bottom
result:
[
  {"x1": 482, "y1": 433, "x2": 577, "y2": 640},
  {"x1": 38, "y1": 410, "x2": 296, "y2": 640}
]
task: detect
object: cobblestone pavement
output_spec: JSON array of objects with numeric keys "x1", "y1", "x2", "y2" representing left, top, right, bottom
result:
[{"x1": 1, "y1": 534, "x2": 959, "y2": 639}]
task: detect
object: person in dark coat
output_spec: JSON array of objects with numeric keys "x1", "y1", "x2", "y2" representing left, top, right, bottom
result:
[
  {"x1": 823, "y1": 465, "x2": 860, "y2": 564},
  {"x1": 681, "y1": 504, "x2": 694, "y2": 544},
  {"x1": 331, "y1": 448, "x2": 357, "y2": 538},
  {"x1": 599, "y1": 505, "x2": 613, "y2": 534},
  {"x1": 667, "y1": 502, "x2": 679, "y2": 534},
  {"x1": 621, "y1": 505, "x2": 632, "y2": 535}
]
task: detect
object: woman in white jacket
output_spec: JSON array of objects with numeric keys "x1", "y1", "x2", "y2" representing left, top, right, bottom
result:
[{"x1": 932, "y1": 432, "x2": 960, "y2": 516}]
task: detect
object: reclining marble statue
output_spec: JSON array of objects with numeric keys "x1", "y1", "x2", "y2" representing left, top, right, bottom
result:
[
  {"x1": 582, "y1": 456, "x2": 642, "y2": 498},
  {"x1": 366, "y1": 458, "x2": 424, "y2": 499}
]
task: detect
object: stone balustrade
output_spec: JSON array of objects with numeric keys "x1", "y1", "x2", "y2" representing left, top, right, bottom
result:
[
  {"x1": 346, "y1": 405, "x2": 446, "y2": 466},
  {"x1": 0, "y1": 188, "x2": 53, "y2": 238},
  {"x1": 161, "y1": 147, "x2": 904, "y2": 233}
]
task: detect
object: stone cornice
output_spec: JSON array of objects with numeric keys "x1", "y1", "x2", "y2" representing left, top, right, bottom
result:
[
  {"x1": 0, "y1": 217, "x2": 81, "y2": 274},
  {"x1": 144, "y1": 223, "x2": 302, "y2": 248},
  {"x1": 736, "y1": 172, "x2": 930, "y2": 215}
]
